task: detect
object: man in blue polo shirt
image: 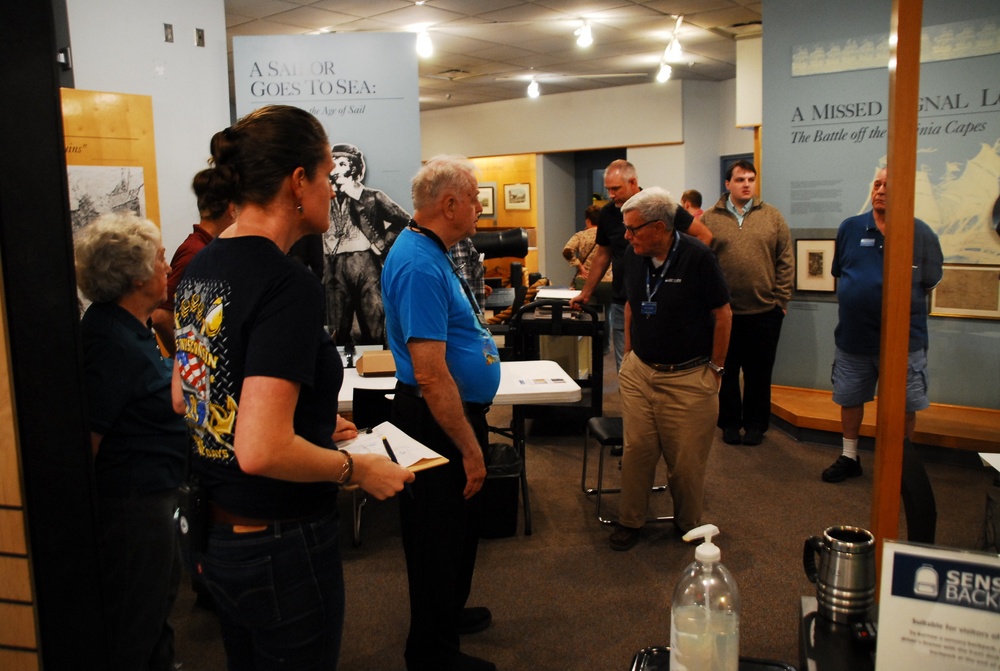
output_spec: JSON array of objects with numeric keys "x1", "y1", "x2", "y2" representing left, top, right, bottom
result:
[{"x1": 822, "y1": 167, "x2": 944, "y2": 482}]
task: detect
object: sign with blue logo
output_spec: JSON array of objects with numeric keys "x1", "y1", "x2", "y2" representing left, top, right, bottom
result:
[{"x1": 876, "y1": 541, "x2": 1000, "y2": 670}]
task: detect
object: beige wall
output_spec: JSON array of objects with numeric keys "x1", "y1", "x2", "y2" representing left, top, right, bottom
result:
[{"x1": 421, "y1": 80, "x2": 686, "y2": 159}]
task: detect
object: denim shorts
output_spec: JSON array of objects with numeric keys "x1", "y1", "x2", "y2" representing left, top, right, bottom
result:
[{"x1": 831, "y1": 347, "x2": 930, "y2": 412}]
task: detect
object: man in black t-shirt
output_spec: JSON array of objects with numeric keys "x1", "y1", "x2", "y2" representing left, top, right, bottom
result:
[
  {"x1": 607, "y1": 188, "x2": 732, "y2": 551},
  {"x1": 570, "y1": 160, "x2": 709, "y2": 370}
]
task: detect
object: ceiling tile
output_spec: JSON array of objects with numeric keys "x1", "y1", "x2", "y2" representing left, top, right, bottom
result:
[{"x1": 224, "y1": 0, "x2": 742, "y2": 111}]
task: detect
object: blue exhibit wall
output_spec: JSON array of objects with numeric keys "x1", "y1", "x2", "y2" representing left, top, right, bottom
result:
[{"x1": 763, "y1": 0, "x2": 1000, "y2": 409}]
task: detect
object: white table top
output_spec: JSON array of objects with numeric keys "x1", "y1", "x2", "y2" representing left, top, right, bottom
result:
[
  {"x1": 338, "y1": 359, "x2": 581, "y2": 412},
  {"x1": 981, "y1": 452, "x2": 1000, "y2": 472},
  {"x1": 534, "y1": 287, "x2": 580, "y2": 301}
]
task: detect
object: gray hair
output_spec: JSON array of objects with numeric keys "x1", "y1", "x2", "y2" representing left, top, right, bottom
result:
[
  {"x1": 621, "y1": 187, "x2": 678, "y2": 231},
  {"x1": 75, "y1": 212, "x2": 161, "y2": 303},
  {"x1": 411, "y1": 155, "x2": 478, "y2": 211},
  {"x1": 604, "y1": 159, "x2": 636, "y2": 182}
]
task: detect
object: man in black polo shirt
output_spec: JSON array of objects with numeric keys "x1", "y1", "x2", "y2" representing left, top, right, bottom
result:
[
  {"x1": 608, "y1": 188, "x2": 732, "y2": 551},
  {"x1": 570, "y1": 161, "x2": 709, "y2": 371}
]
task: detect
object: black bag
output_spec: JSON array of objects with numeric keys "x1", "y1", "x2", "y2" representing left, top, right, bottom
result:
[{"x1": 177, "y1": 477, "x2": 208, "y2": 556}]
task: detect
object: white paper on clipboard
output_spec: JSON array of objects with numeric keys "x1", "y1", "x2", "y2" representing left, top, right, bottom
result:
[{"x1": 336, "y1": 421, "x2": 449, "y2": 472}]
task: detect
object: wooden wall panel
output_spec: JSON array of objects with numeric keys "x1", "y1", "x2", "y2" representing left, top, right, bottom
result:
[
  {"x1": 0, "y1": 314, "x2": 22, "y2": 507},
  {"x1": 0, "y1": 649, "x2": 40, "y2": 671},
  {"x1": 0, "y1": 509, "x2": 27, "y2": 555},
  {"x1": 0, "y1": 602, "x2": 37, "y2": 648},
  {"x1": 0, "y1": 556, "x2": 33, "y2": 603}
]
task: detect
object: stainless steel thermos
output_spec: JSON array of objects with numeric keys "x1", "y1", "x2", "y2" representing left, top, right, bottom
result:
[{"x1": 802, "y1": 525, "x2": 876, "y2": 623}]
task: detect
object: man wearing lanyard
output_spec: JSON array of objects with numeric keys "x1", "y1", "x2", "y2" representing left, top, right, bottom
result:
[
  {"x1": 608, "y1": 188, "x2": 732, "y2": 551},
  {"x1": 569, "y1": 160, "x2": 710, "y2": 371},
  {"x1": 382, "y1": 155, "x2": 501, "y2": 671},
  {"x1": 822, "y1": 167, "x2": 943, "y2": 482}
]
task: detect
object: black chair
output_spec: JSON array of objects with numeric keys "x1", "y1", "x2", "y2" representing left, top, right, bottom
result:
[
  {"x1": 503, "y1": 298, "x2": 605, "y2": 534},
  {"x1": 581, "y1": 416, "x2": 671, "y2": 525},
  {"x1": 348, "y1": 387, "x2": 394, "y2": 547}
]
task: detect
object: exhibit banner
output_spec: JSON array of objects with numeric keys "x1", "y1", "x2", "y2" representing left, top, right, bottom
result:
[
  {"x1": 763, "y1": 0, "x2": 1000, "y2": 264},
  {"x1": 232, "y1": 33, "x2": 421, "y2": 213},
  {"x1": 61, "y1": 88, "x2": 159, "y2": 232},
  {"x1": 232, "y1": 33, "x2": 421, "y2": 345},
  {"x1": 876, "y1": 540, "x2": 1000, "y2": 670}
]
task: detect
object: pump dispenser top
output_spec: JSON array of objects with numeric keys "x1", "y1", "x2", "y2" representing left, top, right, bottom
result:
[{"x1": 684, "y1": 524, "x2": 721, "y2": 563}]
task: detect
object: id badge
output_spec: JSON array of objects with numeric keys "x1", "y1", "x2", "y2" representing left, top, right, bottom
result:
[
  {"x1": 860, "y1": 238, "x2": 875, "y2": 247},
  {"x1": 641, "y1": 301, "x2": 657, "y2": 316}
]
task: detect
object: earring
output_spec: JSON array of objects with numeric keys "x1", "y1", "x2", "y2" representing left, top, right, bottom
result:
[{"x1": 297, "y1": 204, "x2": 303, "y2": 214}]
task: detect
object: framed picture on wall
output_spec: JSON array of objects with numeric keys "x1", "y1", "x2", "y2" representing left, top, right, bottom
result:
[
  {"x1": 795, "y1": 239, "x2": 836, "y2": 292},
  {"x1": 930, "y1": 264, "x2": 1000, "y2": 319},
  {"x1": 478, "y1": 183, "x2": 496, "y2": 218},
  {"x1": 504, "y1": 183, "x2": 531, "y2": 210}
]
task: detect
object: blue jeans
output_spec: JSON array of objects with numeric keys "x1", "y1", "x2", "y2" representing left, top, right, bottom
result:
[
  {"x1": 610, "y1": 301, "x2": 626, "y2": 372},
  {"x1": 195, "y1": 510, "x2": 345, "y2": 671}
]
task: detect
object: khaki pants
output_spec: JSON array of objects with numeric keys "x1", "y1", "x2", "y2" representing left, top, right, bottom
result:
[{"x1": 618, "y1": 352, "x2": 719, "y2": 531}]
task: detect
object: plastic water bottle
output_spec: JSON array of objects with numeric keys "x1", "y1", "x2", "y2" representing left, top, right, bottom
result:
[{"x1": 670, "y1": 524, "x2": 741, "y2": 671}]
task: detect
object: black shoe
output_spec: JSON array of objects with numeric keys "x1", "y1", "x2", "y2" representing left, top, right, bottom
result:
[
  {"x1": 609, "y1": 444, "x2": 623, "y2": 457},
  {"x1": 822, "y1": 455, "x2": 863, "y2": 483},
  {"x1": 674, "y1": 523, "x2": 698, "y2": 544},
  {"x1": 722, "y1": 427, "x2": 742, "y2": 445},
  {"x1": 458, "y1": 606, "x2": 492, "y2": 635},
  {"x1": 409, "y1": 651, "x2": 497, "y2": 671},
  {"x1": 742, "y1": 428, "x2": 764, "y2": 446},
  {"x1": 609, "y1": 524, "x2": 641, "y2": 551},
  {"x1": 449, "y1": 652, "x2": 496, "y2": 671}
]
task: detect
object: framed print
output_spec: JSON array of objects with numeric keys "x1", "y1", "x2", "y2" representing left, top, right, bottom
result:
[
  {"x1": 795, "y1": 239, "x2": 836, "y2": 292},
  {"x1": 930, "y1": 264, "x2": 1000, "y2": 319},
  {"x1": 503, "y1": 183, "x2": 531, "y2": 210},
  {"x1": 478, "y1": 182, "x2": 496, "y2": 218}
]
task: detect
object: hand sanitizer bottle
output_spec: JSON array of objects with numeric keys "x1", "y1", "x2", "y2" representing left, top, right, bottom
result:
[{"x1": 670, "y1": 524, "x2": 741, "y2": 671}]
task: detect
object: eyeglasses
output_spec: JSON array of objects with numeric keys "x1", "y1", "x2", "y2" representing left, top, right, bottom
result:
[{"x1": 623, "y1": 219, "x2": 660, "y2": 235}]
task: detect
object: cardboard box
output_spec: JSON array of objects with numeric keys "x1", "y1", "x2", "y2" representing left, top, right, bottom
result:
[{"x1": 356, "y1": 350, "x2": 396, "y2": 377}]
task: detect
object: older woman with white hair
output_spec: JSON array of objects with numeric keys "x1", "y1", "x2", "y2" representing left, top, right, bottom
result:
[{"x1": 76, "y1": 211, "x2": 187, "y2": 671}]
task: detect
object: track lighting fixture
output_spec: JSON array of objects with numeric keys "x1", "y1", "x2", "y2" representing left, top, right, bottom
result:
[
  {"x1": 527, "y1": 78, "x2": 540, "y2": 98},
  {"x1": 416, "y1": 30, "x2": 433, "y2": 57},
  {"x1": 663, "y1": 15, "x2": 684, "y2": 63},
  {"x1": 665, "y1": 37, "x2": 682, "y2": 62},
  {"x1": 656, "y1": 62, "x2": 672, "y2": 82},
  {"x1": 575, "y1": 21, "x2": 593, "y2": 48}
]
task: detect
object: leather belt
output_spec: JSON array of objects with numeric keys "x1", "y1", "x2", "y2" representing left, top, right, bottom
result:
[
  {"x1": 208, "y1": 501, "x2": 271, "y2": 527},
  {"x1": 644, "y1": 356, "x2": 710, "y2": 373},
  {"x1": 395, "y1": 381, "x2": 423, "y2": 397},
  {"x1": 395, "y1": 381, "x2": 491, "y2": 415},
  {"x1": 208, "y1": 502, "x2": 324, "y2": 529}
]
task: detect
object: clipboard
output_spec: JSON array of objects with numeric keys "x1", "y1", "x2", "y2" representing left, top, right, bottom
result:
[{"x1": 336, "y1": 421, "x2": 449, "y2": 472}]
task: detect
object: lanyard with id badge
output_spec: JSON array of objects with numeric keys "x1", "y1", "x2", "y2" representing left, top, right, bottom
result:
[
  {"x1": 641, "y1": 231, "x2": 681, "y2": 318},
  {"x1": 410, "y1": 223, "x2": 488, "y2": 327}
]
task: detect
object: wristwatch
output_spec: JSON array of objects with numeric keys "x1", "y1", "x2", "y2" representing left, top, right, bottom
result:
[{"x1": 708, "y1": 361, "x2": 725, "y2": 376}]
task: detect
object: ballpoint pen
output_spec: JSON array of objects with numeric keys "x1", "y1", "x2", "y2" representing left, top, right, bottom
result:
[{"x1": 382, "y1": 436, "x2": 415, "y2": 499}]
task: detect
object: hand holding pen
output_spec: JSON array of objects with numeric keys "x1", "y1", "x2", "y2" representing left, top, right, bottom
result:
[{"x1": 382, "y1": 436, "x2": 415, "y2": 499}]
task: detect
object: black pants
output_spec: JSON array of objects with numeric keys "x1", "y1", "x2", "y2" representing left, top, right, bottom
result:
[
  {"x1": 392, "y1": 390, "x2": 489, "y2": 670},
  {"x1": 717, "y1": 306, "x2": 785, "y2": 432}
]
